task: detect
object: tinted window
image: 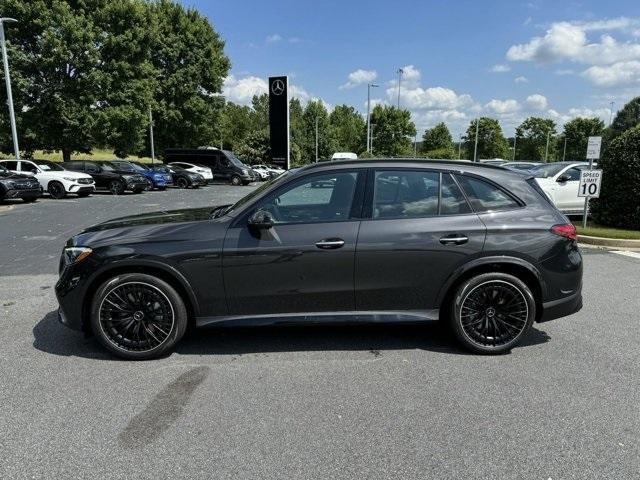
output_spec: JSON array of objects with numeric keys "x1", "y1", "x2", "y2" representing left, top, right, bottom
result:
[
  {"x1": 531, "y1": 163, "x2": 566, "y2": 178},
  {"x1": 20, "y1": 161, "x2": 39, "y2": 174},
  {"x1": 373, "y1": 170, "x2": 439, "y2": 219},
  {"x1": 2, "y1": 161, "x2": 18, "y2": 170},
  {"x1": 441, "y1": 174, "x2": 471, "y2": 215},
  {"x1": 256, "y1": 171, "x2": 358, "y2": 224},
  {"x1": 564, "y1": 167, "x2": 581, "y2": 181},
  {"x1": 85, "y1": 163, "x2": 100, "y2": 173},
  {"x1": 455, "y1": 175, "x2": 519, "y2": 212}
]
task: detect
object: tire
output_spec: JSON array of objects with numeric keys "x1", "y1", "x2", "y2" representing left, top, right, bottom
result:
[
  {"x1": 230, "y1": 175, "x2": 242, "y2": 186},
  {"x1": 91, "y1": 273, "x2": 188, "y2": 360},
  {"x1": 22, "y1": 196, "x2": 38, "y2": 203},
  {"x1": 176, "y1": 177, "x2": 189, "y2": 189},
  {"x1": 450, "y1": 272, "x2": 535, "y2": 354},
  {"x1": 109, "y1": 180, "x2": 125, "y2": 195},
  {"x1": 48, "y1": 181, "x2": 67, "y2": 199}
]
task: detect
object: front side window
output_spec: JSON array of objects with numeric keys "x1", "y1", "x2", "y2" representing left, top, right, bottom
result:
[
  {"x1": 564, "y1": 167, "x2": 582, "y2": 181},
  {"x1": 373, "y1": 170, "x2": 439, "y2": 219},
  {"x1": 455, "y1": 175, "x2": 519, "y2": 212},
  {"x1": 254, "y1": 171, "x2": 359, "y2": 224}
]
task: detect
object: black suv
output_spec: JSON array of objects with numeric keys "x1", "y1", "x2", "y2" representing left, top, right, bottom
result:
[
  {"x1": 56, "y1": 159, "x2": 582, "y2": 360},
  {"x1": 0, "y1": 164, "x2": 41, "y2": 202},
  {"x1": 164, "y1": 148, "x2": 257, "y2": 185},
  {"x1": 62, "y1": 161, "x2": 149, "y2": 194}
]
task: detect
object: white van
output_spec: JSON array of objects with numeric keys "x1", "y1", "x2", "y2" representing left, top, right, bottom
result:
[{"x1": 331, "y1": 152, "x2": 358, "y2": 161}]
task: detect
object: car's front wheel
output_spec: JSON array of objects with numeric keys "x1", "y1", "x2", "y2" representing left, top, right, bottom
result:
[
  {"x1": 176, "y1": 177, "x2": 189, "y2": 189},
  {"x1": 48, "y1": 181, "x2": 67, "y2": 199},
  {"x1": 109, "y1": 180, "x2": 125, "y2": 195},
  {"x1": 230, "y1": 175, "x2": 241, "y2": 186},
  {"x1": 91, "y1": 273, "x2": 188, "y2": 360},
  {"x1": 450, "y1": 273, "x2": 535, "y2": 354}
]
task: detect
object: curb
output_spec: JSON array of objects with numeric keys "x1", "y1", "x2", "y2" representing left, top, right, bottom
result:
[
  {"x1": 0, "y1": 205, "x2": 14, "y2": 214},
  {"x1": 577, "y1": 234, "x2": 640, "y2": 248}
]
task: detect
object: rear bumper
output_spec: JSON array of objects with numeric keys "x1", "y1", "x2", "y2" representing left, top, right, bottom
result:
[{"x1": 539, "y1": 288, "x2": 582, "y2": 322}]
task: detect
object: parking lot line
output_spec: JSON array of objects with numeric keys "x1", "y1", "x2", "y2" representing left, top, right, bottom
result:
[{"x1": 611, "y1": 250, "x2": 640, "y2": 260}]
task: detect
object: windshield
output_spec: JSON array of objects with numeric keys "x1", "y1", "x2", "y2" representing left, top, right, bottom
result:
[
  {"x1": 34, "y1": 160, "x2": 65, "y2": 171},
  {"x1": 223, "y1": 150, "x2": 246, "y2": 167},
  {"x1": 531, "y1": 163, "x2": 567, "y2": 178},
  {"x1": 224, "y1": 169, "x2": 296, "y2": 215},
  {"x1": 131, "y1": 163, "x2": 149, "y2": 171},
  {"x1": 151, "y1": 165, "x2": 170, "y2": 173}
]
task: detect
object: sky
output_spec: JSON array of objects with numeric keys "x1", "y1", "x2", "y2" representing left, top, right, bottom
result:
[{"x1": 181, "y1": 0, "x2": 640, "y2": 137}]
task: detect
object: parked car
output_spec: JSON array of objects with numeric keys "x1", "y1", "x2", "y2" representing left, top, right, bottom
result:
[
  {"x1": 480, "y1": 159, "x2": 508, "y2": 166},
  {"x1": 267, "y1": 164, "x2": 286, "y2": 175},
  {"x1": 149, "y1": 164, "x2": 207, "y2": 189},
  {"x1": 166, "y1": 162, "x2": 213, "y2": 183},
  {"x1": 0, "y1": 159, "x2": 94, "y2": 199},
  {"x1": 251, "y1": 164, "x2": 280, "y2": 180},
  {"x1": 503, "y1": 161, "x2": 542, "y2": 172},
  {"x1": 111, "y1": 160, "x2": 172, "y2": 190},
  {"x1": 61, "y1": 161, "x2": 148, "y2": 195},
  {"x1": 331, "y1": 152, "x2": 358, "y2": 161},
  {"x1": 56, "y1": 159, "x2": 582, "y2": 360},
  {"x1": 0, "y1": 163, "x2": 41, "y2": 202},
  {"x1": 165, "y1": 148, "x2": 257, "y2": 185},
  {"x1": 531, "y1": 161, "x2": 594, "y2": 214}
]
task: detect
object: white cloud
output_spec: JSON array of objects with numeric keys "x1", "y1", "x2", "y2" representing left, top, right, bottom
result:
[
  {"x1": 491, "y1": 64, "x2": 511, "y2": 73},
  {"x1": 340, "y1": 69, "x2": 377, "y2": 89},
  {"x1": 547, "y1": 106, "x2": 611, "y2": 125},
  {"x1": 223, "y1": 75, "x2": 268, "y2": 105},
  {"x1": 525, "y1": 94, "x2": 548, "y2": 110},
  {"x1": 514, "y1": 76, "x2": 529, "y2": 83},
  {"x1": 266, "y1": 34, "x2": 282, "y2": 43},
  {"x1": 485, "y1": 99, "x2": 521, "y2": 114},
  {"x1": 555, "y1": 69, "x2": 574, "y2": 76},
  {"x1": 582, "y1": 60, "x2": 640, "y2": 86},
  {"x1": 288, "y1": 37, "x2": 302, "y2": 44}
]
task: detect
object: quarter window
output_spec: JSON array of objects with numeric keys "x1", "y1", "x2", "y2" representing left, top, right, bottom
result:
[
  {"x1": 455, "y1": 175, "x2": 520, "y2": 212},
  {"x1": 441, "y1": 174, "x2": 471, "y2": 215}
]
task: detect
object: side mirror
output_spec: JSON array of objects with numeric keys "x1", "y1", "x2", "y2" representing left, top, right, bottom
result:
[
  {"x1": 557, "y1": 174, "x2": 570, "y2": 183},
  {"x1": 248, "y1": 210, "x2": 274, "y2": 229}
]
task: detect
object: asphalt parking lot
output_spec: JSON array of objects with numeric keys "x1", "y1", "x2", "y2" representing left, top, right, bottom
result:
[{"x1": 1, "y1": 186, "x2": 639, "y2": 479}]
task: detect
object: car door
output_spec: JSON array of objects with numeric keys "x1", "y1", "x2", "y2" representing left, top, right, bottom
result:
[
  {"x1": 553, "y1": 166, "x2": 584, "y2": 211},
  {"x1": 222, "y1": 169, "x2": 365, "y2": 316},
  {"x1": 19, "y1": 161, "x2": 46, "y2": 188},
  {"x1": 84, "y1": 162, "x2": 108, "y2": 189},
  {"x1": 355, "y1": 169, "x2": 486, "y2": 312}
]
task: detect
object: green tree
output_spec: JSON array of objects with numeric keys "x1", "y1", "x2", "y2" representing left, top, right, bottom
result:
[
  {"x1": 369, "y1": 105, "x2": 416, "y2": 157},
  {"x1": 235, "y1": 129, "x2": 270, "y2": 163},
  {"x1": 609, "y1": 97, "x2": 640, "y2": 139},
  {"x1": 559, "y1": 117, "x2": 605, "y2": 161},
  {"x1": 299, "y1": 100, "x2": 334, "y2": 163},
  {"x1": 328, "y1": 105, "x2": 365, "y2": 154},
  {"x1": 422, "y1": 122, "x2": 453, "y2": 152},
  {"x1": 219, "y1": 102, "x2": 256, "y2": 150},
  {"x1": 590, "y1": 125, "x2": 640, "y2": 229},
  {"x1": 515, "y1": 117, "x2": 557, "y2": 161},
  {"x1": 149, "y1": 0, "x2": 230, "y2": 155},
  {"x1": 464, "y1": 117, "x2": 509, "y2": 160}
]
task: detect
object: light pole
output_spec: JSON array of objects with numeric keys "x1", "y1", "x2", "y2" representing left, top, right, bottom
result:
[
  {"x1": 562, "y1": 135, "x2": 567, "y2": 161},
  {"x1": 512, "y1": 135, "x2": 517, "y2": 161},
  {"x1": 458, "y1": 134, "x2": 462, "y2": 159},
  {"x1": 148, "y1": 107, "x2": 155, "y2": 165},
  {"x1": 414, "y1": 133, "x2": 417, "y2": 157},
  {"x1": 0, "y1": 18, "x2": 19, "y2": 161},
  {"x1": 473, "y1": 118, "x2": 480, "y2": 162},
  {"x1": 315, "y1": 117, "x2": 319, "y2": 163},
  {"x1": 609, "y1": 101, "x2": 615, "y2": 126},
  {"x1": 544, "y1": 130, "x2": 551, "y2": 163},
  {"x1": 366, "y1": 83, "x2": 378, "y2": 153},
  {"x1": 396, "y1": 68, "x2": 403, "y2": 108}
]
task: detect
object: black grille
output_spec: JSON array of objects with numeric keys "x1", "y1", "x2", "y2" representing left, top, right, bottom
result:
[
  {"x1": 15, "y1": 181, "x2": 38, "y2": 189},
  {"x1": 77, "y1": 178, "x2": 93, "y2": 185}
]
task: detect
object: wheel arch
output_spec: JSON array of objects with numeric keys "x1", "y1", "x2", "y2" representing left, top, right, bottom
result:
[
  {"x1": 437, "y1": 257, "x2": 545, "y2": 322},
  {"x1": 81, "y1": 261, "x2": 199, "y2": 334}
]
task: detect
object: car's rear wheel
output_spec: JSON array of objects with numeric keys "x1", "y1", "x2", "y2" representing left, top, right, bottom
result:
[
  {"x1": 109, "y1": 180, "x2": 125, "y2": 195},
  {"x1": 48, "y1": 181, "x2": 66, "y2": 199},
  {"x1": 450, "y1": 273, "x2": 535, "y2": 354},
  {"x1": 91, "y1": 273, "x2": 188, "y2": 360},
  {"x1": 176, "y1": 177, "x2": 189, "y2": 189},
  {"x1": 230, "y1": 175, "x2": 241, "y2": 186}
]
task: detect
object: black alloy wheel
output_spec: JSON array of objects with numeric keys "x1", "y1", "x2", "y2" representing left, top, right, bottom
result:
[
  {"x1": 176, "y1": 177, "x2": 189, "y2": 189},
  {"x1": 91, "y1": 274, "x2": 187, "y2": 359},
  {"x1": 230, "y1": 175, "x2": 242, "y2": 186},
  {"x1": 109, "y1": 180, "x2": 125, "y2": 195},
  {"x1": 452, "y1": 273, "x2": 534, "y2": 354},
  {"x1": 48, "y1": 181, "x2": 67, "y2": 199}
]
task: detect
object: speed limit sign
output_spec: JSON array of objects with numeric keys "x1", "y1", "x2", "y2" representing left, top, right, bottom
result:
[{"x1": 578, "y1": 169, "x2": 602, "y2": 198}]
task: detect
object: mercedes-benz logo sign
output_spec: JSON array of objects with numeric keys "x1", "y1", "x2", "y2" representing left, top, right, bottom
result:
[{"x1": 271, "y1": 79, "x2": 285, "y2": 96}]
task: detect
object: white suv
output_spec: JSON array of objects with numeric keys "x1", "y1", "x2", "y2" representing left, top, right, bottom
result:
[
  {"x1": 167, "y1": 162, "x2": 213, "y2": 182},
  {"x1": 531, "y1": 161, "x2": 594, "y2": 214},
  {"x1": 0, "y1": 159, "x2": 95, "y2": 199}
]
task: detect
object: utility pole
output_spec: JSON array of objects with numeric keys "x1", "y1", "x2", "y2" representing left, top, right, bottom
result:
[
  {"x1": 414, "y1": 133, "x2": 417, "y2": 157},
  {"x1": 0, "y1": 18, "x2": 19, "y2": 161},
  {"x1": 148, "y1": 107, "x2": 155, "y2": 165},
  {"x1": 366, "y1": 83, "x2": 378, "y2": 153},
  {"x1": 544, "y1": 130, "x2": 551, "y2": 163},
  {"x1": 609, "y1": 101, "x2": 615, "y2": 126},
  {"x1": 473, "y1": 118, "x2": 480, "y2": 162},
  {"x1": 396, "y1": 68, "x2": 403, "y2": 108},
  {"x1": 458, "y1": 134, "x2": 462, "y2": 159},
  {"x1": 512, "y1": 135, "x2": 517, "y2": 161},
  {"x1": 562, "y1": 136, "x2": 567, "y2": 161},
  {"x1": 315, "y1": 117, "x2": 319, "y2": 163}
]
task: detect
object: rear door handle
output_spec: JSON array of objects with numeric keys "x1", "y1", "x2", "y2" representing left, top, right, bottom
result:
[
  {"x1": 316, "y1": 238, "x2": 345, "y2": 249},
  {"x1": 439, "y1": 234, "x2": 469, "y2": 245}
]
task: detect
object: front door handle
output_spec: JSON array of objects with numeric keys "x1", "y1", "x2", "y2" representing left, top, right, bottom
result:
[
  {"x1": 439, "y1": 234, "x2": 469, "y2": 245},
  {"x1": 316, "y1": 238, "x2": 345, "y2": 249}
]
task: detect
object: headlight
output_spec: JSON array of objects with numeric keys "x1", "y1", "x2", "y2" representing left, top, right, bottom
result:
[
  {"x1": 242, "y1": 169, "x2": 248, "y2": 175},
  {"x1": 62, "y1": 247, "x2": 92, "y2": 266},
  {"x1": 5, "y1": 180, "x2": 15, "y2": 188},
  {"x1": 63, "y1": 177, "x2": 77, "y2": 182}
]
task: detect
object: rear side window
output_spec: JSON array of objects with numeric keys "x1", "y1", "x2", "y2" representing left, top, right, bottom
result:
[
  {"x1": 3, "y1": 161, "x2": 18, "y2": 170},
  {"x1": 455, "y1": 175, "x2": 520, "y2": 212},
  {"x1": 373, "y1": 170, "x2": 440, "y2": 218}
]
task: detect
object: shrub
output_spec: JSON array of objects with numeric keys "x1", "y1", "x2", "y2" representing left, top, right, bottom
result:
[{"x1": 590, "y1": 125, "x2": 640, "y2": 229}]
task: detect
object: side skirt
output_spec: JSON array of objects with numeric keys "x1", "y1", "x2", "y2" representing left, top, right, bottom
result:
[{"x1": 195, "y1": 310, "x2": 440, "y2": 328}]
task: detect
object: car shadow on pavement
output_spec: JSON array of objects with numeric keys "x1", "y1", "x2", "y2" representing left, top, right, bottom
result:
[{"x1": 33, "y1": 310, "x2": 551, "y2": 359}]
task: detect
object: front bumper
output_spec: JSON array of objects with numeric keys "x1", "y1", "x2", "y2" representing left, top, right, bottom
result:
[
  {"x1": 126, "y1": 182, "x2": 149, "y2": 192},
  {"x1": 4, "y1": 187, "x2": 41, "y2": 199},
  {"x1": 69, "y1": 184, "x2": 95, "y2": 194}
]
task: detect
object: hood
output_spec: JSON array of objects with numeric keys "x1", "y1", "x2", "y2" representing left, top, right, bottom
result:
[
  {"x1": 0, "y1": 170, "x2": 34, "y2": 181},
  {"x1": 79, "y1": 207, "x2": 215, "y2": 234},
  {"x1": 57, "y1": 170, "x2": 93, "y2": 180}
]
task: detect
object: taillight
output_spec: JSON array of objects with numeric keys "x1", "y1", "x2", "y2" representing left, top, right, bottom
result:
[{"x1": 551, "y1": 224, "x2": 577, "y2": 241}]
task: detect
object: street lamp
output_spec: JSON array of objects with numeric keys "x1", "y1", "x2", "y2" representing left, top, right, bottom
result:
[
  {"x1": 512, "y1": 135, "x2": 517, "y2": 161},
  {"x1": 0, "y1": 18, "x2": 19, "y2": 161},
  {"x1": 315, "y1": 116, "x2": 319, "y2": 163},
  {"x1": 544, "y1": 130, "x2": 551, "y2": 163},
  {"x1": 396, "y1": 68, "x2": 404, "y2": 108},
  {"x1": 458, "y1": 133, "x2": 463, "y2": 159},
  {"x1": 148, "y1": 107, "x2": 155, "y2": 165},
  {"x1": 609, "y1": 101, "x2": 615, "y2": 126},
  {"x1": 473, "y1": 118, "x2": 480, "y2": 162},
  {"x1": 366, "y1": 83, "x2": 378, "y2": 153}
]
